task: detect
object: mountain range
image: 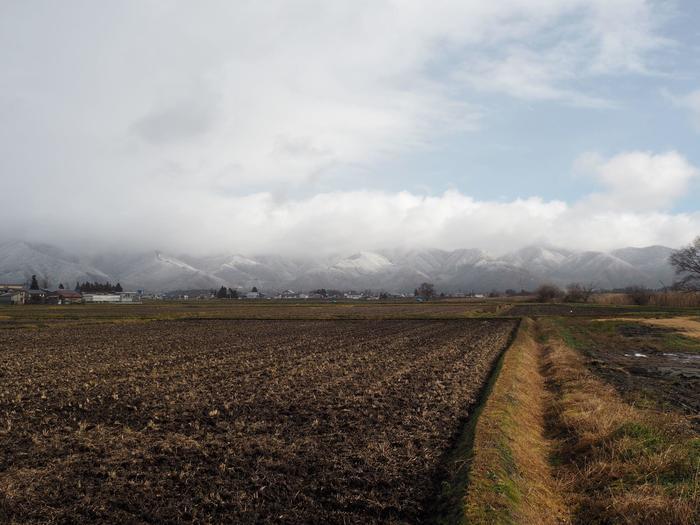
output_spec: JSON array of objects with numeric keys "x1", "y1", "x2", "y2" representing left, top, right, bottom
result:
[{"x1": 0, "y1": 240, "x2": 678, "y2": 293}]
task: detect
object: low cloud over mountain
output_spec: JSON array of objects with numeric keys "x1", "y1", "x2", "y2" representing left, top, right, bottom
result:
[{"x1": 0, "y1": 241, "x2": 676, "y2": 293}]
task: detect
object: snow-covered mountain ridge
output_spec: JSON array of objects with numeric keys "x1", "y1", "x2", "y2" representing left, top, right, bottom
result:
[{"x1": 0, "y1": 241, "x2": 677, "y2": 292}]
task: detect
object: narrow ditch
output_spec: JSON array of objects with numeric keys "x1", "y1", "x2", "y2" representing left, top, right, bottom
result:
[{"x1": 423, "y1": 318, "x2": 522, "y2": 524}]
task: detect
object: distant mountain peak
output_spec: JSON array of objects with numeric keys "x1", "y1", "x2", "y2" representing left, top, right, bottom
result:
[
  {"x1": 0, "y1": 241, "x2": 677, "y2": 292},
  {"x1": 333, "y1": 252, "x2": 393, "y2": 273}
]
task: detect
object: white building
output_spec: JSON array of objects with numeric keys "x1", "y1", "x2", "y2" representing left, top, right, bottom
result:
[
  {"x1": 118, "y1": 292, "x2": 139, "y2": 303},
  {"x1": 82, "y1": 294, "x2": 122, "y2": 303}
]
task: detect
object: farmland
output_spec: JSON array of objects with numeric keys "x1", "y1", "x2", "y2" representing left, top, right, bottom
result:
[
  {"x1": 2, "y1": 300, "x2": 699, "y2": 524},
  {"x1": 0, "y1": 315, "x2": 516, "y2": 523},
  {"x1": 0, "y1": 300, "x2": 507, "y2": 330}
]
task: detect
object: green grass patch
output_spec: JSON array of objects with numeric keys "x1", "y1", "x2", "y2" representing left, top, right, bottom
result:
[
  {"x1": 662, "y1": 332, "x2": 700, "y2": 352},
  {"x1": 611, "y1": 422, "x2": 665, "y2": 457},
  {"x1": 551, "y1": 318, "x2": 700, "y2": 354}
]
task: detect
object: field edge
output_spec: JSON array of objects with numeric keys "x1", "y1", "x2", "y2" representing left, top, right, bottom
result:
[
  {"x1": 541, "y1": 319, "x2": 700, "y2": 524},
  {"x1": 461, "y1": 318, "x2": 569, "y2": 525},
  {"x1": 428, "y1": 318, "x2": 541, "y2": 525}
]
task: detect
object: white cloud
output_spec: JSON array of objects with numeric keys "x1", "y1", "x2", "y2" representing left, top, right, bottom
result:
[
  {"x1": 0, "y1": 0, "x2": 670, "y2": 195},
  {"x1": 457, "y1": 47, "x2": 612, "y2": 107},
  {"x1": 576, "y1": 151, "x2": 699, "y2": 211},
  {"x1": 0, "y1": 2, "x2": 689, "y2": 256},
  {"x1": 3, "y1": 151, "x2": 698, "y2": 256},
  {"x1": 456, "y1": 0, "x2": 668, "y2": 106},
  {"x1": 584, "y1": 0, "x2": 672, "y2": 74}
]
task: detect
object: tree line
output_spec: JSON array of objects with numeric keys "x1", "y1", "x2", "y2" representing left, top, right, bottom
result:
[{"x1": 75, "y1": 281, "x2": 123, "y2": 293}]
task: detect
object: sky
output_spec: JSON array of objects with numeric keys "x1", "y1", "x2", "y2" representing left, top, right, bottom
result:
[{"x1": 2, "y1": 0, "x2": 700, "y2": 256}]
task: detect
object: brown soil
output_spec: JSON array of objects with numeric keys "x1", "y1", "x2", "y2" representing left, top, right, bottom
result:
[
  {"x1": 0, "y1": 318, "x2": 516, "y2": 524},
  {"x1": 0, "y1": 301, "x2": 503, "y2": 329}
]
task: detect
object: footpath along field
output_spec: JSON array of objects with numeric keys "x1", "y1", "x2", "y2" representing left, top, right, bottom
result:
[{"x1": 0, "y1": 317, "x2": 516, "y2": 524}]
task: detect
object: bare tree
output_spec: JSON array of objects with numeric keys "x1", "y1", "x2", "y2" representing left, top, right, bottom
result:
[
  {"x1": 670, "y1": 236, "x2": 700, "y2": 290},
  {"x1": 625, "y1": 286, "x2": 653, "y2": 306},
  {"x1": 564, "y1": 282, "x2": 595, "y2": 303},
  {"x1": 535, "y1": 284, "x2": 564, "y2": 303},
  {"x1": 416, "y1": 282, "x2": 435, "y2": 299}
]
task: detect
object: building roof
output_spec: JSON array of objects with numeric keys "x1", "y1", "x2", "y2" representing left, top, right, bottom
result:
[{"x1": 50, "y1": 290, "x2": 82, "y2": 298}]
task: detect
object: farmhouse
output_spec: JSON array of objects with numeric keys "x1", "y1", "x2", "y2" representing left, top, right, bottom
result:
[
  {"x1": 0, "y1": 284, "x2": 27, "y2": 305},
  {"x1": 46, "y1": 290, "x2": 83, "y2": 305},
  {"x1": 0, "y1": 291, "x2": 25, "y2": 305},
  {"x1": 26, "y1": 289, "x2": 48, "y2": 303}
]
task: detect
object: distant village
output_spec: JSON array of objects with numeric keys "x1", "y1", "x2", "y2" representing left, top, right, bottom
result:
[
  {"x1": 0, "y1": 276, "x2": 140, "y2": 305},
  {"x1": 0, "y1": 276, "x2": 494, "y2": 305}
]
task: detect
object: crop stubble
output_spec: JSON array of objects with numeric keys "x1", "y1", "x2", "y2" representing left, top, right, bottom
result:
[{"x1": 0, "y1": 318, "x2": 516, "y2": 523}]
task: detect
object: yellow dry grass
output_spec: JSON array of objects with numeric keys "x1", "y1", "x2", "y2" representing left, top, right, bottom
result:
[
  {"x1": 639, "y1": 316, "x2": 700, "y2": 340},
  {"x1": 465, "y1": 318, "x2": 699, "y2": 524},
  {"x1": 464, "y1": 318, "x2": 570, "y2": 524},
  {"x1": 593, "y1": 291, "x2": 700, "y2": 307},
  {"x1": 541, "y1": 322, "x2": 700, "y2": 525},
  {"x1": 592, "y1": 315, "x2": 700, "y2": 340}
]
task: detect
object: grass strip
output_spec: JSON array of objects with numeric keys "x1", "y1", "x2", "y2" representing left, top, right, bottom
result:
[
  {"x1": 542, "y1": 319, "x2": 700, "y2": 524},
  {"x1": 462, "y1": 318, "x2": 569, "y2": 524}
]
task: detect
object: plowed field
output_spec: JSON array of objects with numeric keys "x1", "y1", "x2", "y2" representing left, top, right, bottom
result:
[{"x1": 0, "y1": 318, "x2": 517, "y2": 524}]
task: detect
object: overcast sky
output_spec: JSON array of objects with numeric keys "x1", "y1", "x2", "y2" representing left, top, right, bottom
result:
[{"x1": 2, "y1": 0, "x2": 700, "y2": 256}]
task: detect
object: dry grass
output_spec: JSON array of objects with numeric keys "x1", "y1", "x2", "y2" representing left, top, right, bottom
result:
[
  {"x1": 541, "y1": 321, "x2": 700, "y2": 525},
  {"x1": 464, "y1": 318, "x2": 700, "y2": 524},
  {"x1": 594, "y1": 291, "x2": 700, "y2": 308},
  {"x1": 639, "y1": 316, "x2": 700, "y2": 340},
  {"x1": 592, "y1": 293, "x2": 635, "y2": 305},
  {"x1": 464, "y1": 319, "x2": 570, "y2": 524}
]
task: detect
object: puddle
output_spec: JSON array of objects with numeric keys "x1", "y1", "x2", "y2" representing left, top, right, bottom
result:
[
  {"x1": 623, "y1": 351, "x2": 700, "y2": 362},
  {"x1": 662, "y1": 353, "x2": 700, "y2": 363}
]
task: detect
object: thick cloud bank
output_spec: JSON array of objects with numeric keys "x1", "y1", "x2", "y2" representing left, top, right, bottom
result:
[
  {"x1": 3, "y1": 151, "x2": 698, "y2": 256},
  {"x1": 1, "y1": 1, "x2": 697, "y2": 255}
]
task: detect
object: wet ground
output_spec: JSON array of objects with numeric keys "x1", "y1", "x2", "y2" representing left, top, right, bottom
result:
[
  {"x1": 505, "y1": 303, "x2": 651, "y2": 317},
  {"x1": 555, "y1": 319, "x2": 700, "y2": 427}
]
